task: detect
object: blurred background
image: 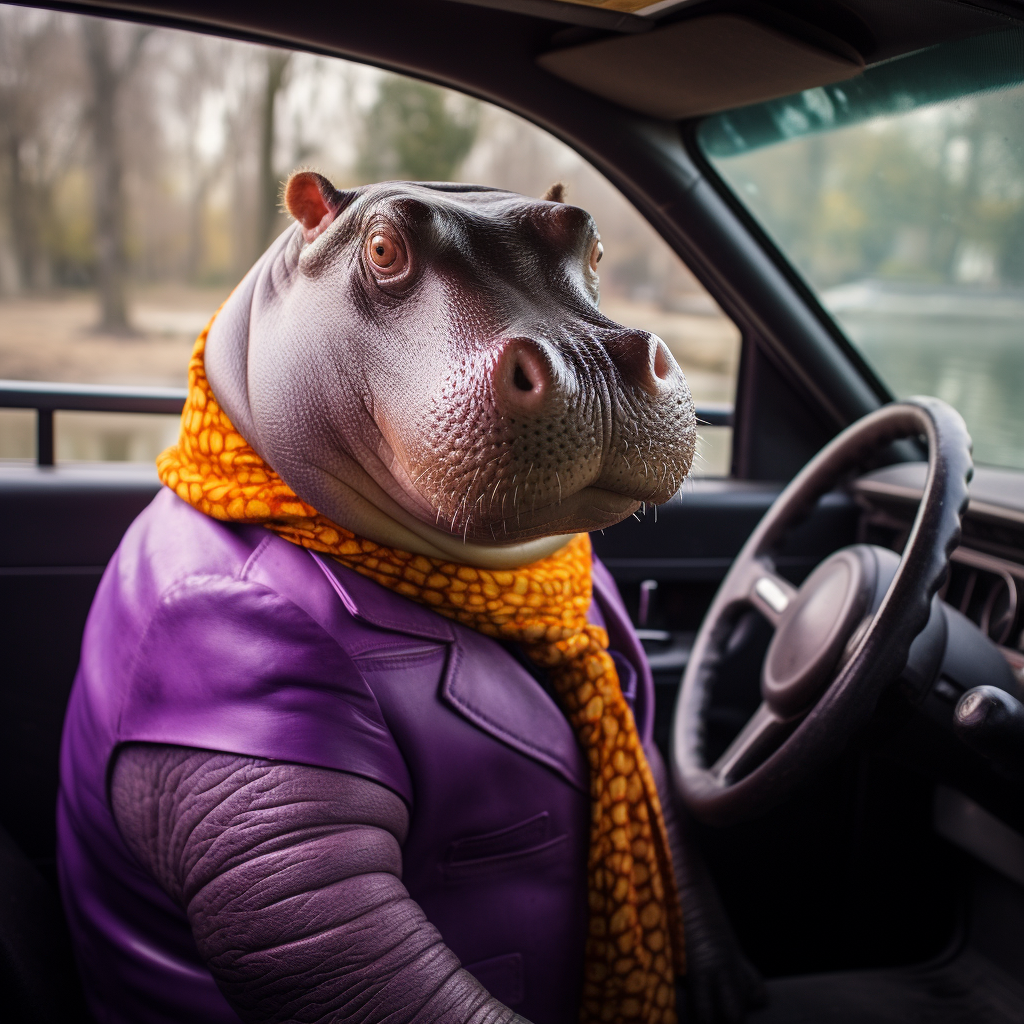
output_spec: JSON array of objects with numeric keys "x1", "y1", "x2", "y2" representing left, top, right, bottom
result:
[
  {"x1": 0, "y1": 6, "x2": 738, "y2": 472},
  {"x1": 706, "y1": 71, "x2": 1024, "y2": 470}
]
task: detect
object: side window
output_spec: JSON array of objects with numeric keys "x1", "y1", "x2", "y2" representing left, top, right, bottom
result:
[{"x1": 0, "y1": 6, "x2": 739, "y2": 475}]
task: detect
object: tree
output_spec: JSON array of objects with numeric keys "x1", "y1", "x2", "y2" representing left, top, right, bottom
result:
[
  {"x1": 256, "y1": 49, "x2": 291, "y2": 257},
  {"x1": 356, "y1": 77, "x2": 479, "y2": 183},
  {"x1": 171, "y1": 34, "x2": 229, "y2": 284},
  {"x1": 81, "y1": 18, "x2": 150, "y2": 334},
  {"x1": 0, "y1": 10, "x2": 79, "y2": 294}
]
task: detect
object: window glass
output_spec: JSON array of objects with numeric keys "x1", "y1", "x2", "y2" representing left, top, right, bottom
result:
[
  {"x1": 700, "y1": 31, "x2": 1024, "y2": 470},
  {"x1": 0, "y1": 5, "x2": 738, "y2": 473}
]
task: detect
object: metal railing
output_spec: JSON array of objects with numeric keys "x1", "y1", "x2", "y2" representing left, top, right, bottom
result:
[
  {"x1": 0, "y1": 380, "x2": 187, "y2": 466},
  {"x1": 694, "y1": 403, "x2": 733, "y2": 428},
  {"x1": 0, "y1": 379, "x2": 733, "y2": 467}
]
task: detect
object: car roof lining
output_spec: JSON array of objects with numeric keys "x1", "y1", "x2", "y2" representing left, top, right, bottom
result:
[{"x1": 45, "y1": 0, "x2": 1022, "y2": 123}]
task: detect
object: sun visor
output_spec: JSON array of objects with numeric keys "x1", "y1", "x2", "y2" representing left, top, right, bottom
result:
[{"x1": 537, "y1": 14, "x2": 865, "y2": 119}]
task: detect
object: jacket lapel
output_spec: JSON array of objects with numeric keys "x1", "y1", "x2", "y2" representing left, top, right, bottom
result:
[
  {"x1": 592, "y1": 555, "x2": 655, "y2": 748},
  {"x1": 312, "y1": 552, "x2": 455, "y2": 642},
  {"x1": 441, "y1": 627, "x2": 588, "y2": 793},
  {"x1": 311, "y1": 552, "x2": 588, "y2": 793}
]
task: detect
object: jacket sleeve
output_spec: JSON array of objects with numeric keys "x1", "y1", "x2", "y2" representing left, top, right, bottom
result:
[{"x1": 111, "y1": 742, "x2": 530, "y2": 1024}]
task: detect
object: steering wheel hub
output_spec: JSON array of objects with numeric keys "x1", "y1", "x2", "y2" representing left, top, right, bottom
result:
[{"x1": 764, "y1": 547, "x2": 878, "y2": 720}]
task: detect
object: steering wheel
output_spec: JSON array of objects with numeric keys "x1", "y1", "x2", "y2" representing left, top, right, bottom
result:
[{"x1": 671, "y1": 398, "x2": 973, "y2": 826}]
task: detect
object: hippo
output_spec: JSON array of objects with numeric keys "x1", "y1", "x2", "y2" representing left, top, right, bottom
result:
[
  {"x1": 57, "y1": 173, "x2": 762, "y2": 1024},
  {"x1": 204, "y1": 172, "x2": 696, "y2": 566}
]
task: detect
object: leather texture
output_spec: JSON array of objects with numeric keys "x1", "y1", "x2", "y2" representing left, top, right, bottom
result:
[{"x1": 57, "y1": 490, "x2": 650, "y2": 1024}]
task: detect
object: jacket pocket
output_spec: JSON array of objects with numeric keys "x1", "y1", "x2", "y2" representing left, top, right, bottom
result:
[
  {"x1": 463, "y1": 952, "x2": 525, "y2": 1007},
  {"x1": 443, "y1": 812, "x2": 567, "y2": 882}
]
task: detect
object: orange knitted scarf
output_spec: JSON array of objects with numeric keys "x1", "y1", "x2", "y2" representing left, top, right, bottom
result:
[{"x1": 157, "y1": 318, "x2": 685, "y2": 1024}]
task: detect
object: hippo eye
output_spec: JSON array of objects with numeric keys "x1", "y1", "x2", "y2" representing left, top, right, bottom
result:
[
  {"x1": 366, "y1": 231, "x2": 404, "y2": 273},
  {"x1": 589, "y1": 239, "x2": 604, "y2": 272}
]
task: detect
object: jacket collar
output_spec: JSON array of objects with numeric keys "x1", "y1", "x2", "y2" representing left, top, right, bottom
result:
[{"x1": 312, "y1": 552, "x2": 455, "y2": 642}]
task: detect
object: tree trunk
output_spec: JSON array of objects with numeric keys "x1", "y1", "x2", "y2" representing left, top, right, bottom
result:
[
  {"x1": 184, "y1": 171, "x2": 211, "y2": 284},
  {"x1": 2, "y1": 107, "x2": 41, "y2": 293},
  {"x1": 82, "y1": 20, "x2": 144, "y2": 335},
  {"x1": 256, "y1": 50, "x2": 291, "y2": 259},
  {"x1": 4, "y1": 131, "x2": 25, "y2": 294}
]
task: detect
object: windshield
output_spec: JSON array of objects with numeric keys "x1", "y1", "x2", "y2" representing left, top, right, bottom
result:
[{"x1": 699, "y1": 30, "x2": 1024, "y2": 470}]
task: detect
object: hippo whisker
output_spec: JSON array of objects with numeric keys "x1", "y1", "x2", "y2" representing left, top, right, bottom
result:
[
  {"x1": 436, "y1": 462, "x2": 461, "y2": 494},
  {"x1": 490, "y1": 477, "x2": 504, "y2": 509}
]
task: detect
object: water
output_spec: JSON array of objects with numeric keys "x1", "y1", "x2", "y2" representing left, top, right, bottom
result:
[{"x1": 824, "y1": 282, "x2": 1024, "y2": 470}]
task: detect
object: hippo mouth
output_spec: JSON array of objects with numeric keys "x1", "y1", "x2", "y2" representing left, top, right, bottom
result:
[
  {"x1": 417, "y1": 483, "x2": 675, "y2": 545},
  {"x1": 478, "y1": 485, "x2": 645, "y2": 540},
  {"x1": 380, "y1": 413, "x2": 694, "y2": 545}
]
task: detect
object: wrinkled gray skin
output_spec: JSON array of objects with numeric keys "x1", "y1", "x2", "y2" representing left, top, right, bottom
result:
[
  {"x1": 205, "y1": 177, "x2": 696, "y2": 568},
  {"x1": 112, "y1": 744, "x2": 764, "y2": 1024},
  {"x1": 113, "y1": 176, "x2": 762, "y2": 1023}
]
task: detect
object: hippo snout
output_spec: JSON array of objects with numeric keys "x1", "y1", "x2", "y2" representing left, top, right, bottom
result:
[
  {"x1": 496, "y1": 330, "x2": 681, "y2": 413},
  {"x1": 408, "y1": 325, "x2": 696, "y2": 544}
]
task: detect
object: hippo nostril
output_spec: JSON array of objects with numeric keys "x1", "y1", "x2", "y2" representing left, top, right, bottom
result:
[
  {"x1": 513, "y1": 363, "x2": 534, "y2": 392},
  {"x1": 496, "y1": 338, "x2": 554, "y2": 412},
  {"x1": 653, "y1": 341, "x2": 672, "y2": 382},
  {"x1": 607, "y1": 331, "x2": 678, "y2": 394}
]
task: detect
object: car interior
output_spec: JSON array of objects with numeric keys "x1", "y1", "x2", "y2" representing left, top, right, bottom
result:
[{"x1": 2, "y1": 1, "x2": 1024, "y2": 1022}]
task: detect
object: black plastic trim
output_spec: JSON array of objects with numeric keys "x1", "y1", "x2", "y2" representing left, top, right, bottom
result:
[
  {"x1": 441, "y1": 0, "x2": 653, "y2": 33},
  {"x1": 0, "y1": 380, "x2": 186, "y2": 466},
  {"x1": 0, "y1": 379, "x2": 187, "y2": 414}
]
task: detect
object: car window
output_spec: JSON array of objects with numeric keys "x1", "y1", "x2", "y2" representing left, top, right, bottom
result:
[
  {"x1": 0, "y1": 5, "x2": 739, "y2": 476},
  {"x1": 699, "y1": 29, "x2": 1024, "y2": 470}
]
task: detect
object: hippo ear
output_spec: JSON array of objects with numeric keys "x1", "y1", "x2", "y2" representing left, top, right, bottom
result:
[
  {"x1": 541, "y1": 181, "x2": 567, "y2": 203},
  {"x1": 284, "y1": 170, "x2": 352, "y2": 243}
]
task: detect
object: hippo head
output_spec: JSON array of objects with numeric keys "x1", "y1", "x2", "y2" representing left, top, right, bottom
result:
[{"x1": 205, "y1": 171, "x2": 696, "y2": 569}]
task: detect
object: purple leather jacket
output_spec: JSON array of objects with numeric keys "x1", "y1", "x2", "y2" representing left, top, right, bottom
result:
[{"x1": 57, "y1": 488, "x2": 656, "y2": 1024}]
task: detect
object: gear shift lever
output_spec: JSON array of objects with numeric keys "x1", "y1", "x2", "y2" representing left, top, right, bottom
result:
[{"x1": 954, "y1": 685, "x2": 1024, "y2": 782}]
